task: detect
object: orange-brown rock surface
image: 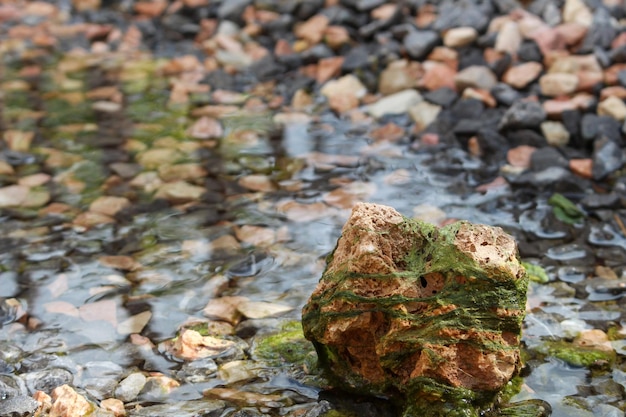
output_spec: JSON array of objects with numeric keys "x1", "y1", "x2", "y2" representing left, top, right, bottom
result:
[{"x1": 302, "y1": 203, "x2": 528, "y2": 417}]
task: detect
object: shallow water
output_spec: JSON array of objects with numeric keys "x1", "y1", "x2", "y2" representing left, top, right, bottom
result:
[{"x1": 0, "y1": 46, "x2": 625, "y2": 417}]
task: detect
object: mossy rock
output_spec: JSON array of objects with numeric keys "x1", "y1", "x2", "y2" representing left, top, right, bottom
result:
[{"x1": 303, "y1": 203, "x2": 531, "y2": 417}]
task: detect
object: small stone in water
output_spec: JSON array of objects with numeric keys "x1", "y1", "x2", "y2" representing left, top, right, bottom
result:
[
  {"x1": 169, "y1": 329, "x2": 237, "y2": 361},
  {"x1": 117, "y1": 310, "x2": 152, "y2": 335},
  {"x1": 237, "y1": 301, "x2": 293, "y2": 319},
  {"x1": 50, "y1": 385, "x2": 94, "y2": 417},
  {"x1": 0, "y1": 395, "x2": 39, "y2": 417},
  {"x1": 115, "y1": 372, "x2": 147, "y2": 402}
]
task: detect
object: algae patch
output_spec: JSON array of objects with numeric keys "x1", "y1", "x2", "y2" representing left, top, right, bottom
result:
[{"x1": 252, "y1": 321, "x2": 318, "y2": 370}]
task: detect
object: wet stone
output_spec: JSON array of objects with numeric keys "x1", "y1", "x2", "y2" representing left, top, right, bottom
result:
[
  {"x1": 302, "y1": 203, "x2": 528, "y2": 417},
  {"x1": 114, "y1": 372, "x2": 147, "y2": 402},
  {"x1": 129, "y1": 399, "x2": 225, "y2": 417},
  {"x1": 177, "y1": 358, "x2": 218, "y2": 384},
  {"x1": 0, "y1": 395, "x2": 40, "y2": 417},
  {"x1": 0, "y1": 375, "x2": 25, "y2": 398},
  {"x1": 580, "y1": 193, "x2": 622, "y2": 210},
  {"x1": 24, "y1": 368, "x2": 74, "y2": 394}
]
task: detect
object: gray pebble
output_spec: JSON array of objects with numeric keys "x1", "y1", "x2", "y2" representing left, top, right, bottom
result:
[
  {"x1": 592, "y1": 137, "x2": 625, "y2": 180},
  {"x1": 115, "y1": 372, "x2": 147, "y2": 403},
  {"x1": 0, "y1": 395, "x2": 39, "y2": 417},
  {"x1": 403, "y1": 30, "x2": 439, "y2": 60},
  {"x1": 499, "y1": 101, "x2": 546, "y2": 131}
]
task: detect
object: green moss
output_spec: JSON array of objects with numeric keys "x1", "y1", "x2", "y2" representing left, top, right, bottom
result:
[
  {"x1": 495, "y1": 399, "x2": 552, "y2": 417},
  {"x1": 521, "y1": 262, "x2": 549, "y2": 284},
  {"x1": 545, "y1": 341, "x2": 615, "y2": 367},
  {"x1": 252, "y1": 321, "x2": 317, "y2": 370},
  {"x1": 42, "y1": 98, "x2": 95, "y2": 127}
]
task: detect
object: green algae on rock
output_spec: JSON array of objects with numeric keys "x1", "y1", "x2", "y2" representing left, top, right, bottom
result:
[{"x1": 302, "y1": 203, "x2": 529, "y2": 417}]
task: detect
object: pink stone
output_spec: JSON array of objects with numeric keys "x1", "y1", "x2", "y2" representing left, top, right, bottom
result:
[
  {"x1": 502, "y1": 62, "x2": 543, "y2": 89},
  {"x1": 419, "y1": 62, "x2": 457, "y2": 91}
]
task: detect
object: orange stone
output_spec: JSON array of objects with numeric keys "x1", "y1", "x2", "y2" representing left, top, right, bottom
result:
[
  {"x1": 419, "y1": 62, "x2": 457, "y2": 91},
  {"x1": 569, "y1": 158, "x2": 593, "y2": 179}
]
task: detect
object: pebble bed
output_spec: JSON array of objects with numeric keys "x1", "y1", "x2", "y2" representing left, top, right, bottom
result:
[{"x1": 0, "y1": 0, "x2": 625, "y2": 417}]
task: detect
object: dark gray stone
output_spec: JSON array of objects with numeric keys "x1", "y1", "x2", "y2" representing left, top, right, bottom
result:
[
  {"x1": 489, "y1": 53, "x2": 512, "y2": 78},
  {"x1": 341, "y1": 45, "x2": 372, "y2": 71},
  {"x1": 562, "y1": 110, "x2": 588, "y2": 149},
  {"x1": 321, "y1": 5, "x2": 355, "y2": 25},
  {"x1": 204, "y1": 69, "x2": 236, "y2": 90},
  {"x1": 594, "y1": 45, "x2": 612, "y2": 68},
  {"x1": 451, "y1": 98, "x2": 484, "y2": 119},
  {"x1": 423, "y1": 87, "x2": 458, "y2": 108},
  {"x1": 580, "y1": 8, "x2": 618, "y2": 53},
  {"x1": 249, "y1": 55, "x2": 287, "y2": 82},
  {"x1": 610, "y1": 45, "x2": 626, "y2": 64},
  {"x1": 506, "y1": 129, "x2": 548, "y2": 148},
  {"x1": 618, "y1": 70, "x2": 626, "y2": 87},
  {"x1": 217, "y1": 0, "x2": 252, "y2": 23},
  {"x1": 561, "y1": 110, "x2": 581, "y2": 141},
  {"x1": 299, "y1": 44, "x2": 334, "y2": 64},
  {"x1": 341, "y1": 0, "x2": 385, "y2": 11},
  {"x1": 432, "y1": 0, "x2": 493, "y2": 32},
  {"x1": 23, "y1": 368, "x2": 74, "y2": 394},
  {"x1": 475, "y1": 32, "x2": 497, "y2": 49},
  {"x1": 403, "y1": 30, "x2": 440, "y2": 60},
  {"x1": 359, "y1": 7, "x2": 401, "y2": 38},
  {"x1": 491, "y1": 83, "x2": 522, "y2": 107},
  {"x1": 581, "y1": 193, "x2": 621, "y2": 210},
  {"x1": 499, "y1": 101, "x2": 546, "y2": 131},
  {"x1": 592, "y1": 137, "x2": 625, "y2": 180},
  {"x1": 476, "y1": 128, "x2": 508, "y2": 158},
  {"x1": 453, "y1": 119, "x2": 484, "y2": 135},
  {"x1": 491, "y1": 0, "x2": 519, "y2": 13},
  {"x1": 530, "y1": 146, "x2": 568, "y2": 172},
  {"x1": 596, "y1": 116, "x2": 623, "y2": 142},
  {"x1": 295, "y1": 0, "x2": 325, "y2": 19},
  {"x1": 457, "y1": 46, "x2": 487, "y2": 69},
  {"x1": 518, "y1": 40, "x2": 543, "y2": 63},
  {"x1": 581, "y1": 113, "x2": 600, "y2": 141},
  {"x1": 262, "y1": 14, "x2": 295, "y2": 39}
]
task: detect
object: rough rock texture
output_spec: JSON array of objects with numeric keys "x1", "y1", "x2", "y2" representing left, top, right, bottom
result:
[{"x1": 302, "y1": 203, "x2": 528, "y2": 417}]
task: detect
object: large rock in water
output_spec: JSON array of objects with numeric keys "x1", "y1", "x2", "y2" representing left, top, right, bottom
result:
[{"x1": 302, "y1": 203, "x2": 528, "y2": 417}]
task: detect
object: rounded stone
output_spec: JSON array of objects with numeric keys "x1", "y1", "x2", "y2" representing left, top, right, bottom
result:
[
  {"x1": 539, "y1": 73, "x2": 579, "y2": 96},
  {"x1": 443, "y1": 27, "x2": 478, "y2": 48},
  {"x1": 541, "y1": 121, "x2": 571, "y2": 146}
]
